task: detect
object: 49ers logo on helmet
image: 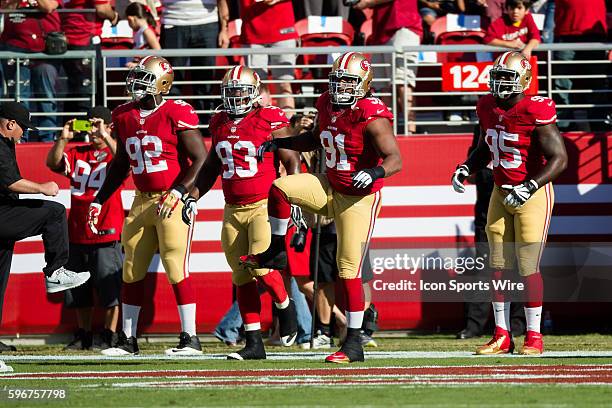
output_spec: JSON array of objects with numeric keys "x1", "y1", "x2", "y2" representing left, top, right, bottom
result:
[
  {"x1": 160, "y1": 61, "x2": 173, "y2": 74},
  {"x1": 520, "y1": 59, "x2": 531, "y2": 70},
  {"x1": 360, "y1": 59, "x2": 371, "y2": 71}
]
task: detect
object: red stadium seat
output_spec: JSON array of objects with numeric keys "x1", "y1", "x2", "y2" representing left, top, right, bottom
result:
[
  {"x1": 295, "y1": 17, "x2": 354, "y2": 65},
  {"x1": 226, "y1": 20, "x2": 245, "y2": 65}
]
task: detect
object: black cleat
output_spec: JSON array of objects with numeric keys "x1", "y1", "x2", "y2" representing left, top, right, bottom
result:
[
  {"x1": 0, "y1": 341, "x2": 16, "y2": 352},
  {"x1": 240, "y1": 235, "x2": 287, "y2": 270},
  {"x1": 227, "y1": 330, "x2": 266, "y2": 360},
  {"x1": 101, "y1": 331, "x2": 139, "y2": 356},
  {"x1": 92, "y1": 329, "x2": 118, "y2": 350},
  {"x1": 63, "y1": 328, "x2": 93, "y2": 351},
  {"x1": 277, "y1": 299, "x2": 298, "y2": 346},
  {"x1": 325, "y1": 329, "x2": 364, "y2": 364},
  {"x1": 165, "y1": 332, "x2": 203, "y2": 355}
]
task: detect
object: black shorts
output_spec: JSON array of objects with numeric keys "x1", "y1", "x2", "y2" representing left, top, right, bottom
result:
[
  {"x1": 310, "y1": 227, "x2": 337, "y2": 284},
  {"x1": 309, "y1": 223, "x2": 374, "y2": 284},
  {"x1": 64, "y1": 241, "x2": 122, "y2": 308}
]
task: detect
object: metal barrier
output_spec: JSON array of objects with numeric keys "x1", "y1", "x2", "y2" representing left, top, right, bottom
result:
[{"x1": 0, "y1": 43, "x2": 610, "y2": 137}]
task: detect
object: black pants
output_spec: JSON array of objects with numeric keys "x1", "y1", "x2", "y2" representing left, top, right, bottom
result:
[{"x1": 0, "y1": 199, "x2": 69, "y2": 324}]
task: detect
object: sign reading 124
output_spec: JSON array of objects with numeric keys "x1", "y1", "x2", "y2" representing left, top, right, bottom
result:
[{"x1": 441, "y1": 57, "x2": 539, "y2": 94}]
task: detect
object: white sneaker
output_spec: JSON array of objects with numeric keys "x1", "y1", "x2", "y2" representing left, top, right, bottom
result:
[
  {"x1": 0, "y1": 360, "x2": 13, "y2": 373},
  {"x1": 45, "y1": 267, "x2": 90, "y2": 294},
  {"x1": 300, "y1": 331, "x2": 334, "y2": 349}
]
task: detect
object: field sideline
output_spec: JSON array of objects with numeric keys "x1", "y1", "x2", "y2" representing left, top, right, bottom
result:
[{"x1": 1, "y1": 335, "x2": 612, "y2": 407}]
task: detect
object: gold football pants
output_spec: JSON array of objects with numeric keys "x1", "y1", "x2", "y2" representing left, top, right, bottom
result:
[
  {"x1": 486, "y1": 183, "x2": 554, "y2": 276},
  {"x1": 221, "y1": 199, "x2": 272, "y2": 286},
  {"x1": 273, "y1": 173, "x2": 382, "y2": 279},
  {"x1": 121, "y1": 191, "x2": 193, "y2": 284}
]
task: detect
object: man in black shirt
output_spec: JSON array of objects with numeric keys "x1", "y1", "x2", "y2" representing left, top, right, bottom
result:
[{"x1": 0, "y1": 102, "x2": 91, "y2": 355}]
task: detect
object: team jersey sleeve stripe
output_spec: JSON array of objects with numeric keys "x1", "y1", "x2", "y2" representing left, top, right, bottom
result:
[
  {"x1": 535, "y1": 114, "x2": 557, "y2": 124},
  {"x1": 177, "y1": 120, "x2": 198, "y2": 129}
]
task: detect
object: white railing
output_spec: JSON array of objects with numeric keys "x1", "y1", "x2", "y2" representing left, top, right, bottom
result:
[{"x1": 0, "y1": 43, "x2": 610, "y2": 137}]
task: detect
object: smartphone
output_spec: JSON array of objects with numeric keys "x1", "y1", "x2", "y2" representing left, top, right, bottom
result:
[{"x1": 72, "y1": 119, "x2": 92, "y2": 132}]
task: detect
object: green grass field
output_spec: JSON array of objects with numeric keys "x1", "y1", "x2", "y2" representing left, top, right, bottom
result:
[{"x1": 2, "y1": 334, "x2": 612, "y2": 407}]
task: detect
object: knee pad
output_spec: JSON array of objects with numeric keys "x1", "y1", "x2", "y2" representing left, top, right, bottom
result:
[{"x1": 362, "y1": 303, "x2": 379, "y2": 335}]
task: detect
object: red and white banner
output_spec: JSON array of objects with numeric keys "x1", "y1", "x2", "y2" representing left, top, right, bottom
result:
[{"x1": 2, "y1": 132, "x2": 611, "y2": 335}]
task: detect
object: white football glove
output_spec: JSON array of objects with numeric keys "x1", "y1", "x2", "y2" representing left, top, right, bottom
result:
[
  {"x1": 502, "y1": 180, "x2": 539, "y2": 208},
  {"x1": 451, "y1": 164, "x2": 470, "y2": 193},
  {"x1": 87, "y1": 202, "x2": 102, "y2": 234},
  {"x1": 157, "y1": 188, "x2": 184, "y2": 219}
]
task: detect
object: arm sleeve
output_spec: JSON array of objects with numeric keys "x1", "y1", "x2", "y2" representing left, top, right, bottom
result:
[
  {"x1": 62, "y1": 147, "x2": 76, "y2": 176},
  {"x1": 172, "y1": 101, "x2": 200, "y2": 130},
  {"x1": 0, "y1": 158, "x2": 21, "y2": 188},
  {"x1": 360, "y1": 97, "x2": 394, "y2": 127},
  {"x1": 525, "y1": 14, "x2": 542, "y2": 41},
  {"x1": 530, "y1": 97, "x2": 557, "y2": 125},
  {"x1": 484, "y1": 18, "x2": 504, "y2": 43},
  {"x1": 261, "y1": 106, "x2": 289, "y2": 132}
]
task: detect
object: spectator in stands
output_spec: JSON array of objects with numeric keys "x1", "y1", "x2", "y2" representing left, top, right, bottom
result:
[
  {"x1": 0, "y1": 101, "x2": 91, "y2": 353},
  {"x1": 530, "y1": 0, "x2": 554, "y2": 44},
  {"x1": 239, "y1": 0, "x2": 298, "y2": 115},
  {"x1": 294, "y1": 0, "x2": 350, "y2": 20},
  {"x1": 553, "y1": 0, "x2": 608, "y2": 131},
  {"x1": 160, "y1": 0, "x2": 229, "y2": 121},
  {"x1": 0, "y1": 0, "x2": 62, "y2": 142},
  {"x1": 126, "y1": 2, "x2": 161, "y2": 51},
  {"x1": 419, "y1": 1, "x2": 465, "y2": 29},
  {"x1": 352, "y1": 0, "x2": 422, "y2": 133},
  {"x1": 46, "y1": 107, "x2": 124, "y2": 351},
  {"x1": 61, "y1": 0, "x2": 119, "y2": 116},
  {"x1": 484, "y1": 0, "x2": 541, "y2": 59}
]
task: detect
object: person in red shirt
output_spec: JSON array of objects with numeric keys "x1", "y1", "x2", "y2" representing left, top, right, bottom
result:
[
  {"x1": 352, "y1": 0, "x2": 422, "y2": 133},
  {"x1": 60, "y1": 0, "x2": 119, "y2": 116},
  {"x1": 87, "y1": 56, "x2": 207, "y2": 356},
  {"x1": 0, "y1": 0, "x2": 62, "y2": 141},
  {"x1": 485, "y1": 0, "x2": 541, "y2": 59},
  {"x1": 184, "y1": 66, "x2": 300, "y2": 360},
  {"x1": 46, "y1": 106, "x2": 124, "y2": 351},
  {"x1": 242, "y1": 52, "x2": 403, "y2": 363},
  {"x1": 552, "y1": 0, "x2": 608, "y2": 131},
  {"x1": 452, "y1": 51, "x2": 568, "y2": 355},
  {"x1": 239, "y1": 0, "x2": 298, "y2": 114}
]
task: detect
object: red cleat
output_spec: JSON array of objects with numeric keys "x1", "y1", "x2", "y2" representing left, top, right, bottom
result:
[
  {"x1": 325, "y1": 351, "x2": 351, "y2": 364},
  {"x1": 520, "y1": 330, "x2": 543, "y2": 355},
  {"x1": 475, "y1": 326, "x2": 515, "y2": 355}
]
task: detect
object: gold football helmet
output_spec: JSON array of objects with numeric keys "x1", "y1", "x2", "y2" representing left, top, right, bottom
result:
[
  {"x1": 221, "y1": 65, "x2": 261, "y2": 115},
  {"x1": 329, "y1": 52, "x2": 373, "y2": 107},
  {"x1": 126, "y1": 56, "x2": 174, "y2": 101},
  {"x1": 488, "y1": 51, "x2": 532, "y2": 99}
]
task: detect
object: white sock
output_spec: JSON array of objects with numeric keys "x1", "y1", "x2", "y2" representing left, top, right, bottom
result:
[
  {"x1": 270, "y1": 216, "x2": 289, "y2": 235},
  {"x1": 275, "y1": 296, "x2": 290, "y2": 310},
  {"x1": 492, "y1": 302, "x2": 510, "y2": 331},
  {"x1": 122, "y1": 303, "x2": 141, "y2": 338},
  {"x1": 244, "y1": 322, "x2": 261, "y2": 331},
  {"x1": 525, "y1": 306, "x2": 542, "y2": 333},
  {"x1": 346, "y1": 311, "x2": 364, "y2": 329},
  {"x1": 177, "y1": 303, "x2": 197, "y2": 336}
]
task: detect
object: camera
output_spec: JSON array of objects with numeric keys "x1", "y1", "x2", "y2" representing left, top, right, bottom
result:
[
  {"x1": 343, "y1": 0, "x2": 360, "y2": 6},
  {"x1": 72, "y1": 119, "x2": 92, "y2": 132}
]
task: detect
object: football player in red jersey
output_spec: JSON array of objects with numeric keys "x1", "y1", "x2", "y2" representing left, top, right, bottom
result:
[
  {"x1": 452, "y1": 51, "x2": 568, "y2": 355},
  {"x1": 240, "y1": 52, "x2": 403, "y2": 363},
  {"x1": 182, "y1": 65, "x2": 300, "y2": 360},
  {"x1": 87, "y1": 56, "x2": 207, "y2": 356},
  {"x1": 46, "y1": 107, "x2": 124, "y2": 350}
]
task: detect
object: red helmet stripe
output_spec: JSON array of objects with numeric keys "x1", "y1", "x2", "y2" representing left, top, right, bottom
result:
[
  {"x1": 499, "y1": 51, "x2": 512, "y2": 65},
  {"x1": 340, "y1": 52, "x2": 355, "y2": 70}
]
